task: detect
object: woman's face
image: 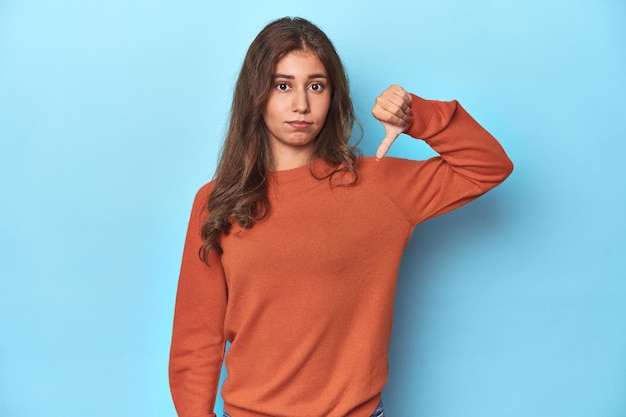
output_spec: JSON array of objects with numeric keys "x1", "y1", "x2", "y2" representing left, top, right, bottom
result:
[{"x1": 263, "y1": 50, "x2": 331, "y2": 169}]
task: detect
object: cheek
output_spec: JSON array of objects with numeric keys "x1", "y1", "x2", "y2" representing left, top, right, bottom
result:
[
  {"x1": 322, "y1": 104, "x2": 332, "y2": 124},
  {"x1": 262, "y1": 106, "x2": 278, "y2": 127},
  {"x1": 263, "y1": 94, "x2": 280, "y2": 119},
  {"x1": 317, "y1": 96, "x2": 332, "y2": 120}
]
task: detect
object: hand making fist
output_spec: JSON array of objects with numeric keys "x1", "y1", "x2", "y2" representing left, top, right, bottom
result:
[{"x1": 371, "y1": 85, "x2": 413, "y2": 160}]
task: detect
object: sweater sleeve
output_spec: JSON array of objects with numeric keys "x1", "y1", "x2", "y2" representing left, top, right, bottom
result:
[
  {"x1": 169, "y1": 183, "x2": 227, "y2": 417},
  {"x1": 377, "y1": 94, "x2": 513, "y2": 225}
]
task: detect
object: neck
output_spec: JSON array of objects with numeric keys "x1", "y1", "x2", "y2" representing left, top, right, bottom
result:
[{"x1": 271, "y1": 145, "x2": 315, "y2": 171}]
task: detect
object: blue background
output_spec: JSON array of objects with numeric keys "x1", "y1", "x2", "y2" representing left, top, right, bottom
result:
[{"x1": 1, "y1": 1, "x2": 625, "y2": 416}]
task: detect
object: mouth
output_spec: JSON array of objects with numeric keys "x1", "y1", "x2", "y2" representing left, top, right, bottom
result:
[{"x1": 287, "y1": 120, "x2": 312, "y2": 129}]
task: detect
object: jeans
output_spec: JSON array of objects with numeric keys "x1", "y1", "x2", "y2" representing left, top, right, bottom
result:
[
  {"x1": 223, "y1": 400, "x2": 385, "y2": 417},
  {"x1": 370, "y1": 400, "x2": 385, "y2": 417}
]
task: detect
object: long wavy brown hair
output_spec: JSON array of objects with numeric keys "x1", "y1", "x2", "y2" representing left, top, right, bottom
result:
[{"x1": 200, "y1": 17, "x2": 360, "y2": 263}]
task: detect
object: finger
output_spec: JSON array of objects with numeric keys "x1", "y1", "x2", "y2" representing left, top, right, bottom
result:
[
  {"x1": 372, "y1": 106, "x2": 408, "y2": 127},
  {"x1": 386, "y1": 85, "x2": 412, "y2": 112},
  {"x1": 373, "y1": 90, "x2": 412, "y2": 123},
  {"x1": 375, "y1": 132, "x2": 398, "y2": 160},
  {"x1": 375, "y1": 93, "x2": 406, "y2": 115},
  {"x1": 375, "y1": 122, "x2": 405, "y2": 160}
]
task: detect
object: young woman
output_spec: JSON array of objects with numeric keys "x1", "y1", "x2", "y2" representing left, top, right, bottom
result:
[{"x1": 169, "y1": 17, "x2": 512, "y2": 417}]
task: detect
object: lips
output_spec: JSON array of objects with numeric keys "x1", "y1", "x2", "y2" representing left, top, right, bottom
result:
[{"x1": 287, "y1": 120, "x2": 312, "y2": 129}]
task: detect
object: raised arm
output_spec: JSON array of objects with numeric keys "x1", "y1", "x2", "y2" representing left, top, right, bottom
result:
[
  {"x1": 371, "y1": 85, "x2": 513, "y2": 225},
  {"x1": 169, "y1": 184, "x2": 227, "y2": 417}
]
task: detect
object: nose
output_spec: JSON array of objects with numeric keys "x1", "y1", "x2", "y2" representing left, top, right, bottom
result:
[{"x1": 292, "y1": 89, "x2": 310, "y2": 113}]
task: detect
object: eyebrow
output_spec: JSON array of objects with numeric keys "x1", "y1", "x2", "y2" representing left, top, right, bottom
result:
[{"x1": 274, "y1": 73, "x2": 328, "y2": 80}]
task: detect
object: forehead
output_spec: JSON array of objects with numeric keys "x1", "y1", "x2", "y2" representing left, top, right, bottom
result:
[{"x1": 274, "y1": 51, "x2": 327, "y2": 76}]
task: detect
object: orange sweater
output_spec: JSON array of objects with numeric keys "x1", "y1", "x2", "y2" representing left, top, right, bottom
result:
[{"x1": 169, "y1": 95, "x2": 513, "y2": 417}]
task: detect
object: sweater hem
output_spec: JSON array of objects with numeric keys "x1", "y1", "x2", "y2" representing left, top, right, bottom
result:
[{"x1": 223, "y1": 394, "x2": 381, "y2": 417}]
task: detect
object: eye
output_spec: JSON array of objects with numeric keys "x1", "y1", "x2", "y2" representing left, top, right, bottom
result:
[
  {"x1": 308, "y1": 82, "x2": 325, "y2": 92},
  {"x1": 275, "y1": 82, "x2": 290, "y2": 91}
]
